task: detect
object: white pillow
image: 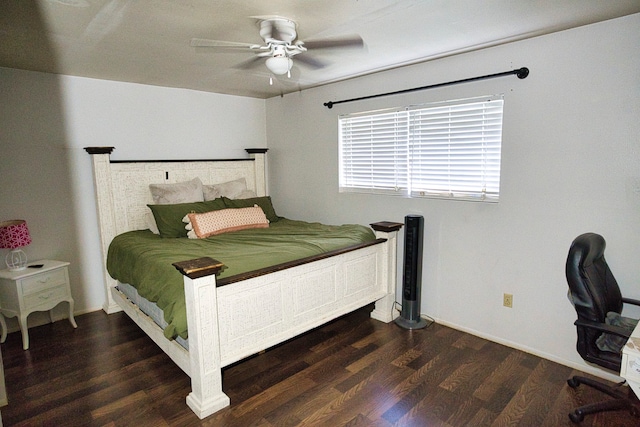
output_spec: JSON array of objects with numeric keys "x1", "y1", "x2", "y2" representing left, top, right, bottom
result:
[
  {"x1": 149, "y1": 177, "x2": 204, "y2": 204},
  {"x1": 203, "y1": 178, "x2": 255, "y2": 201},
  {"x1": 236, "y1": 189, "x2": 258, "y2": 199},
  {"x1": 147, "y1": 177, "x2": 204, "y2": 234}
]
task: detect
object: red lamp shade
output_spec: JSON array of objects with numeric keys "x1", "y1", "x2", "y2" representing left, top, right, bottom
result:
[
  {"x1": 0, "y1": 220, "x2": 32, "y2": 271},
  {"x1": 0, "y1": 220, "x2": 32, "y2": 249}
]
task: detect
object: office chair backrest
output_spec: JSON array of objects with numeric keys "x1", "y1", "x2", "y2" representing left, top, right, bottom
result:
[{"x1": 566, "y1": 232, "x2": 623, "y2": 370}]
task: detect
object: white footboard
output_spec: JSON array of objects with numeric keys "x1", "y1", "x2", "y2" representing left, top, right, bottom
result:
[{"x1": 173, "y1": 222, "x2": 402, "y2": 419}]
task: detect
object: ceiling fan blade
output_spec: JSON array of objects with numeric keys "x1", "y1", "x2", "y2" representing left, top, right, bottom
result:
[
  {"x1": 301, "y1": 35, "x2": 363, "y2": 50},
  {"x1": 233, "y1": 56, "x2": 265, "y2": 70},
  {"x1": 190, "y1": 38, "x2": 258, "y2": 49},
  {"x1": 295, "y1": 54, "x2": 327, "y2": 69}
]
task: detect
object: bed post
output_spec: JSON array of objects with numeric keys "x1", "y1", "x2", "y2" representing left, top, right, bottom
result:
[
  {"x1": 173, "y1": 257, "x2": 230, "y2": 419},
  {"x1": 369, "y1": 221, "x2": 404, "y2": 322},
  {"x1": 84, "y1": 147, "x2": 121, "y2": 314},
  {"x1": 246, "y1": 148, "x2": 268, "y2": 196}
]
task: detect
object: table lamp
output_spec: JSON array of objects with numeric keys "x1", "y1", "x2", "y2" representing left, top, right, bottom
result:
[{"x1": 0, "y1": 220, "x2": 32, "y2": 271}]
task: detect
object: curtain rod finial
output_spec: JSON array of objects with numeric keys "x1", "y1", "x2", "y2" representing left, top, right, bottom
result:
[
  {"x1": 516, "y1": 67, "x2": 529, "y2": 79},
  {"x1": 324, "y1": 101, "x2": 334, "y2": 109}
]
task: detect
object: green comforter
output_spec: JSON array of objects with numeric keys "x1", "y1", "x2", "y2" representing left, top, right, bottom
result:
[{"x1": 107, "y1": 219, "x2": 376, "y2": 340}]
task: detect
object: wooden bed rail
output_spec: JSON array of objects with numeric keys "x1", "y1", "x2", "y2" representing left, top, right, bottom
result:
[
  {"x1": 218, "y1": 238, "x2": 386, "y2": 286},
  {"x1": 172, "y1": 221, "x2": 404, "y2": 286}
]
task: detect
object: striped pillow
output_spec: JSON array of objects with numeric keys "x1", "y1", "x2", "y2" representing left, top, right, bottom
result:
[{"x1": 184, "y1": 205, "x2": 269, "y2": 238}]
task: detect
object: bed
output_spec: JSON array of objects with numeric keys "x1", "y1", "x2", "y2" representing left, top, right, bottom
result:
[{"x1": 85, "y1": 147, "x2": 403, "y2": 419}]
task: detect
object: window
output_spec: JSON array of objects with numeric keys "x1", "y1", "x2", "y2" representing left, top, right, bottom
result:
[{"x1": 339, "y1": 95, "x2": 504, "y2": 202}]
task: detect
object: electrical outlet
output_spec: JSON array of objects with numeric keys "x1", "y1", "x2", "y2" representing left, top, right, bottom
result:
[{"x1": 503, "y1": 293, "x2": 513, "y2": 308}]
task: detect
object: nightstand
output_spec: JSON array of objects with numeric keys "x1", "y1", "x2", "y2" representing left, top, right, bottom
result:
[{"x1": 0, "y1": 260, "x2": 77, "y2": 350}]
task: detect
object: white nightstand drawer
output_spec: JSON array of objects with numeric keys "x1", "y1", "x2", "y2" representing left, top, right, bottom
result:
[
  {"x1": 21, "y1": 268, "x2": 67, "y2": 296},
  {"x1": 23, "y1": 285, "x2": 68, "y2": 310},
  {"x1": 0, "y1": 260, "x2": 77, "y2": 350}
]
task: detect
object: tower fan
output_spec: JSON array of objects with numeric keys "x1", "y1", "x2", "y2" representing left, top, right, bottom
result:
[{"x1": 395, "y1": 215, "x2": 428, "y2": 330}]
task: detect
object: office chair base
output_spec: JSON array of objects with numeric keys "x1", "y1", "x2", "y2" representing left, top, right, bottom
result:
[{"x1": 567, "y1": 375, "x2": 640, "y2": 423}]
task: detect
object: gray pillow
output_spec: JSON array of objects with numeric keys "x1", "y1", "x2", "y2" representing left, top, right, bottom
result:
[
  {"x1": 596, "y1": 311, "x2": 639, "y2": 353},
  {"x1": 203, "y1": 178, "x2": 255, "y2": 201},
  {"x1": 149, "y1": 177, "x2": 204, "y2": 204}
]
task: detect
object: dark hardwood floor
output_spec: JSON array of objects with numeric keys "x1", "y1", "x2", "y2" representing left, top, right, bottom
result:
[{"x1": 1, "y1": 305, "x2": 638, "y2": 426}]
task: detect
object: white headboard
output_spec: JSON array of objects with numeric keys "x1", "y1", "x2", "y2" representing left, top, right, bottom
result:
[{"x1": 85, "y1": 147, "x2": 268, "y2": 313}]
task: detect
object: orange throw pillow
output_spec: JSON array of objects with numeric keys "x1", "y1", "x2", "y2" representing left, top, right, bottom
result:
[{"x1": 184, "y1": 205, "x2": 269, "y2": 238}]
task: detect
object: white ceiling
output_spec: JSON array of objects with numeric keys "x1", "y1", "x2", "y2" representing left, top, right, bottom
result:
[{"x1": 1, "y1": 0, "x2": 639, "y2": 99}]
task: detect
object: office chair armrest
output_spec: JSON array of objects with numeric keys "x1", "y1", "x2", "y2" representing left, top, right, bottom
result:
[
  {"x1": 574, "y1": 318, "x2": 632, "y2": 339},
  {"x1": 622, "y1": 297, "x2": 640, "y2": 307}
]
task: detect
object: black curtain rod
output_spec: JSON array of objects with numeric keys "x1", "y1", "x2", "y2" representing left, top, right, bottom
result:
[{"x1": 323, "y1": 67, "x2": 529, "y2": 109}]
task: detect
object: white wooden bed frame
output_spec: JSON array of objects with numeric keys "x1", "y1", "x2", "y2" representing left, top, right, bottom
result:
[{"x1": 85, "y1": 147, "x2": 402, "y2": 419}]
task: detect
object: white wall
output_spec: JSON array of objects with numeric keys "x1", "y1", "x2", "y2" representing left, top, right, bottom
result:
[
  {"x1": 265, "y1": 14, "x2": 640, "y2": 376},
  {"x1": 0, "y1": 68, "x2": 266, "y2": 329}
]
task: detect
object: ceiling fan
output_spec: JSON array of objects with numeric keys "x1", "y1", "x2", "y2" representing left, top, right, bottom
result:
[{"x1": 190, "y1": 16, "x2": 364, "y2": 79}]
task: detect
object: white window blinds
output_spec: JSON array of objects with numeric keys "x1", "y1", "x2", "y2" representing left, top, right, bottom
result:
[
  {"x1": 339, "y1": 109, "x2": 409, "y2": 195},
  {"x1": 339, "y1": 95, "x2": 504, "y2": 202}
]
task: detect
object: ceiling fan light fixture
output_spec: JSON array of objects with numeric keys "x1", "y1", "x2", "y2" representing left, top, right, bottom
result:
[{"x1": 265, "y1": 56, "x2": 293, "y2": 75}]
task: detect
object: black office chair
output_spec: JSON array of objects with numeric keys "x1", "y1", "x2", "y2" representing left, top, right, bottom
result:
[{"x1": 565, "y1": 232, "x2": 640, "y2": 422}]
